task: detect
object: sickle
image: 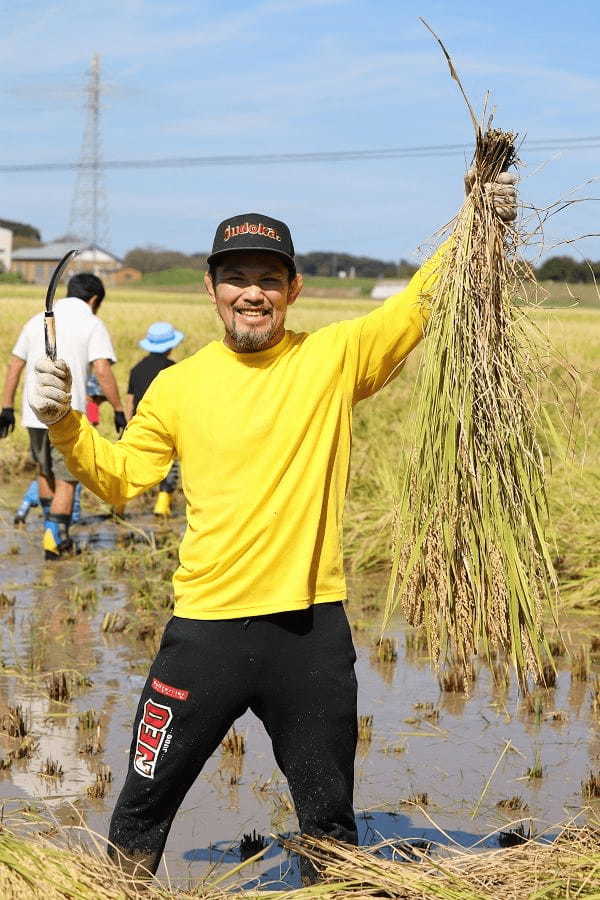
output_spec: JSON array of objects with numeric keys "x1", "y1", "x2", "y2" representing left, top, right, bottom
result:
[{"x1": 44, "y1": 249, "x2": 80, "y2": 361}]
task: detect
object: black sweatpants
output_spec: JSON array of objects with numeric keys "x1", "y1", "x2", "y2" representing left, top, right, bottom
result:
[{"x1": 108, "y1": 602, "x2": 358, "y2": 874}]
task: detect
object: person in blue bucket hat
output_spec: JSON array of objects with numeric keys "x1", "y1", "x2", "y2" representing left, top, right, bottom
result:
[
  {"x1": 125, "y1": 322, "x2": 184, "y2": 516},
  {"x1": 139, "y1": 321, "x2": 184, "y2": 355}
]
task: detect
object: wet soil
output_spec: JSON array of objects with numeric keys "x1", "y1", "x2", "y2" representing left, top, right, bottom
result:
[{"x1": 0, "y1": 489, "x2": 599, "y2": 890}]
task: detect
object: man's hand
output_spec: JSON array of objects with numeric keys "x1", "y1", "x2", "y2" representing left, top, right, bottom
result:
[
  {"x1": 0, "y1": 407, "x2": 15, "y2": 438},
  {"x1": 464, "y1": 168, "x2": 518, "y2": 222},
  {"x1": 114, "y1": 411, "x2": 127, "y2": 435},
  {"x1": 29, "y1": 358, "x2": 72, "y2": 426}
]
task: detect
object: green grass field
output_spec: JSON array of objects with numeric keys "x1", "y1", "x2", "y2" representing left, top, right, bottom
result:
[
  {"x1": 136, "y1": 267, "x2": 377, "y2": 296},
  {"x1": 0, "y1": 283, "x2": 598, "y2": 605}
]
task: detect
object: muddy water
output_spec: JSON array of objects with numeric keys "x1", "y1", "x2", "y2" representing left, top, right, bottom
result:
[{"x1": 0, "y1": 500, "x2": 599, "y2": 890}]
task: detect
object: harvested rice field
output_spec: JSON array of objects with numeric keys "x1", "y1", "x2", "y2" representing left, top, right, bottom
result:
[{"x1": 0, "y1": 285, "x2": 598, "y2": 894}]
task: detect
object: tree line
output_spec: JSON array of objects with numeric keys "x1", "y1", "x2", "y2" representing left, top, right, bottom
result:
[
  {"x1": 123, "y1": 245, "x2": 420, "y2": 279},
  {"x1": 535, "y1": 256, "x2": 600, "y2": 284},
  {"x1": 124, "y1": 246, "x2": 600, "y2": 282},
  {"x1": 0, "y1": 218, "x2": 41, "y2": 249},
  {"x1": 3, "y1": 216, "x2": 599, "y2": 282},
  {"x1": 123, "y1": 246, "x2": 208, "y2": 273}
]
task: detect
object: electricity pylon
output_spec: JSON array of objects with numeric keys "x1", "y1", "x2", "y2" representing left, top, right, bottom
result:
[{"x1": 68, "y1": 54, "x2": 111, "y2": 255}]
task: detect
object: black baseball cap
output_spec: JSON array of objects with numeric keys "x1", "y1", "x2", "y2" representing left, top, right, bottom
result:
[{"x1": 207, "y1": 213, "x2": 296, "y2": 275}]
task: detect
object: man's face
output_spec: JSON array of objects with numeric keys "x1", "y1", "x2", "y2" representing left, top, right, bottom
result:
[{"x1": 204, "y1": 250, "x2": 303, "y2": 353}]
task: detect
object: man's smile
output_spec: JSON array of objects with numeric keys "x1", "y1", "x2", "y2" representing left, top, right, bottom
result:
[{"x1": 234, "y1": 307, "x2": 272, "y2": 323}]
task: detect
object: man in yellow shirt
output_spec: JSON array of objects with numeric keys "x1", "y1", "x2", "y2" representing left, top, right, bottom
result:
[{"x1": 29, "y1": 179, "x2": 516, "y2": 881}]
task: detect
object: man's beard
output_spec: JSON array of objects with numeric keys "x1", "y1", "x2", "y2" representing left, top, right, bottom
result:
[{"x1": 224, "y1": 314, "x2": 280, "y2": 352}]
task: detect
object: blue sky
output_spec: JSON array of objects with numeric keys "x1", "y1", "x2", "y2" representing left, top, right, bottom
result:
[{"x1": 2, "y1": 0, "x2": 599, "y2": 261}]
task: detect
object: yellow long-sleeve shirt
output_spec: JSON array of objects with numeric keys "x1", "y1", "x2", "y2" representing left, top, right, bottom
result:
[{"x1": 50, "y1": 245, "x2": 445, "y2": 620}]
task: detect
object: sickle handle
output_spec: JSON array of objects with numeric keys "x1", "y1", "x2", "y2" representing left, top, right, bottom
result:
[{"x1": 44, "y1": 312, "x2": 57, "y2": 362}]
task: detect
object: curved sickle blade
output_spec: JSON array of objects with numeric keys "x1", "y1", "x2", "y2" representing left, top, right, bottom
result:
[
  {"x1": 44, "y1": 248, "x2": 80, "y2": 361},
  {"x1": 45, "y1": 249, "x2": 79, "y2": 314}
]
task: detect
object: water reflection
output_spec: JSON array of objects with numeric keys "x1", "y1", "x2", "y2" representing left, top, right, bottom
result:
[{"x1": 0, "y1": 533, "x2": 599, "y2": 890}]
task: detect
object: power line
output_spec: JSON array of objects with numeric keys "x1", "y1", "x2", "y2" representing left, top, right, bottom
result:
[{"x1": 1, "y1": 136, "x2": 599, "y2": 175}]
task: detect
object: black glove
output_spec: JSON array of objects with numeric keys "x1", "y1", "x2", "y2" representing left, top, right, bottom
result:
[
  {"x1": 114, "y1": 411, "x2": 127, "y2": 435},
  {"x1": 0, "y1": 407, "x2": 15, "y2": 439}
]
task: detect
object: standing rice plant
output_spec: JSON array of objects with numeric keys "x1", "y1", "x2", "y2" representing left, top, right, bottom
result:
[
  {"x1": 526, "y1": 751, "x2": 543, "y2": 779},
  {"x1": 591, "y1": 675, "x2": 600, "y2": 715},
  {"x1": 385, "y1": 35, "x2": 557, "y2": 688},
  {"x1": 357, "y1": 714, "x2": 374, "y2": 744},
  {"x1": 570, "y1": 647, "x2": 589, "y2": 682},
  {"x1": 1, "y1": 705, "x2": 29, "y2": 738},
  {"x1": 221, "y1": 727, "x2": 246, "y2": 758},
  {"x1": 438, "y1": 661, "x2": 475, "y2": 694},
  {"x1": 581, "y1": 771, "x2": 600, "y2": 800}
]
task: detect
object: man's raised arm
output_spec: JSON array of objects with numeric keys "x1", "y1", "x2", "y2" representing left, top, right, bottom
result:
[
  {"x1": 340, "y1": 239, "x2": 451, "y2": 403},
  {"x1": 29, "y1": 358, "x2": 175, "y2": 506}
]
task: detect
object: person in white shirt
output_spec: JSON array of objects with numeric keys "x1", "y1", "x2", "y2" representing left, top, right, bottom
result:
[{"x1": 0, "y1": 273, "x2": 126, "y2": 559}]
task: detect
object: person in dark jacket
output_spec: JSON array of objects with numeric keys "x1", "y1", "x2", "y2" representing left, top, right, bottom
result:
[{"x1": 126, "y1": 322, "x2": 184, "y2": 516}]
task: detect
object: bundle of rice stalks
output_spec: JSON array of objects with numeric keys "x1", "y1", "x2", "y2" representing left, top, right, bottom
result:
[
  {"x1": 0, "y1": 828, "x2": 181, "y2": 898},
  {"x1": 0, "y1": 828, "x2": 262, "y2": 899},
  {"x1": 385, "y1": 29, "x2": 557, "y2": 687},
  {"x1": 285, "y1": 826, "x2": 600, "y2": 899}
]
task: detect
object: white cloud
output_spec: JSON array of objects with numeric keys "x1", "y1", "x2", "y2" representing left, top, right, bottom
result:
[{"x1": 0, "y1": 0, "x2": 350, "y2": 74}]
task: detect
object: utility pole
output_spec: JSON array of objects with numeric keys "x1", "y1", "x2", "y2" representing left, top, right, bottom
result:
[{"x1": 68, "y1": 54, "x2": 110, "y2": 270}]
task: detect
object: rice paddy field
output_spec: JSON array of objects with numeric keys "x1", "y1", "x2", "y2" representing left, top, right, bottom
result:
[{"x1": 0, "y1": 280, "x2": 598, "y2": 896}]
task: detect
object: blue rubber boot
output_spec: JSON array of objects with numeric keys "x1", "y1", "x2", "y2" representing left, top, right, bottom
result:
[
  {"x1": 40, "y1": 497, "x2": 52, "y2": 530},
  {"x1": 71, "y1": 483, "x2": 82, "y2": 524},
  {"x1": 14, "y1": 480, "x2": 40, "y2": 524},
  {"x1": 43, "y1": 514, "x2": 73, "y2": 561}
]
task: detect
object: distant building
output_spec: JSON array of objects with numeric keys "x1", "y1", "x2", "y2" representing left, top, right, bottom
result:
[
  {"x1": 10, "y1": 241, "x2": 131, "y2": 286},
  {"x1": 370, "y1": 279, "x2": 410, "y2": 300},
  {"x1": 0, "y1": 226, "x2": 12, "y2": 272},
  {"x1": 112, "y1": 266, "x2": 142, "y2": 285}
]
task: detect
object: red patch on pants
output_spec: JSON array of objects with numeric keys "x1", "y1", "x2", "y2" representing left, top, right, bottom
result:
[{"x1": 151, "y1": 677, "x2": 189, "y2": 702}]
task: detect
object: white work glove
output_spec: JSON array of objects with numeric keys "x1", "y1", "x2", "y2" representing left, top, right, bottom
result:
[
  {"x1": 29, "y1": 358, "x2": 72, "y2": 426},
  {"x1": 464, "y1": 169, "x2": 518, "y2": 222}
]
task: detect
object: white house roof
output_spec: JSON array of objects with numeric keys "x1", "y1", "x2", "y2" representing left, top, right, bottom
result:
[{"x1": 11, "y1": 241, "x2": 122, "y2": 264}]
